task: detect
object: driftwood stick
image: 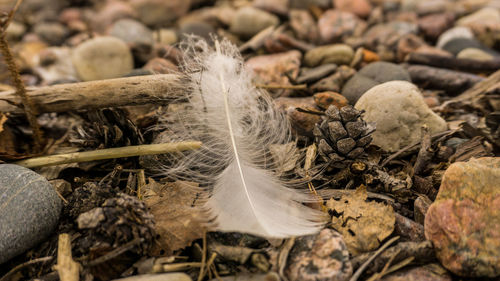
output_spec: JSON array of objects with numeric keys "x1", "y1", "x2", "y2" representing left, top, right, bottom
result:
[
  {"x1": 405, "y1": 64, "x2": 483, "y2": 94},
  {"x1": 15, "y1": 141, "x2": 201, "y2": 168},
  {"x1": 0, "y1": 74, "x2": 185, "y2": 114},
  {"x1": 406, "y1": 52, "x2": 500, "y2": 73}
]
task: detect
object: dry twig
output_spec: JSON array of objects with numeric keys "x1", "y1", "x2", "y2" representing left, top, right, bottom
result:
[
  {"x1": 54, "y1": 233, "x2": 80, "y2": 281},
  {"x1": 14, "y1": 141, "x2": 202, "y2": 168}
]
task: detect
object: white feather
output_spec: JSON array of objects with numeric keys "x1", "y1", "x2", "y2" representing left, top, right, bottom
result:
[{"x1": 157, "y1": 38, "x2": 325, "y2": 238}]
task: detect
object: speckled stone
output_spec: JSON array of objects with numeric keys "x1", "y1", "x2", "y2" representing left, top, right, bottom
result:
[
  {"x1": 285, "y1": 228, "x2": 352, "y2": 281},
  {"x1": 425, "y1": 157, "x2": 500, "y2": 277},
  {"x1": 354, "y1": 81, "x2": 447, "y2": 152},
  {"x1": 0, "y1": 164, "x2": 62, "y2": 264}
]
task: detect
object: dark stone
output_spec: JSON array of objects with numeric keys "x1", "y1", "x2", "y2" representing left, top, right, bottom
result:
[{"x1": 0, "y1": 164, "x2": 61, "y2": 264}]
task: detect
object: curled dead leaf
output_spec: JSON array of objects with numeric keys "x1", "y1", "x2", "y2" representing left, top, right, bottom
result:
[
  {"x1": 142, "y1": 179, "x2": 205, "y2": 256},
  {"x1": 326, "y1": 185, "x2": 395, "y2": 255}
]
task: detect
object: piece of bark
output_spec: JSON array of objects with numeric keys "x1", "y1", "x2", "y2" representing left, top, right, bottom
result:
[
  {"x1": 0, "y1": 74, "x2": 185, "y2": 114},
  {"x1": 406, "y1": 52, "x2": 500, "y2": 73},
  {"x1": 440, "y1": 69, "x2": 500, "y2": 110},
  {"x1": 54, "y1": 233, "x2": 80, "y2": 281},
  {"x1": 406, "y1": 64, "x2": 483, "y2": 94}
]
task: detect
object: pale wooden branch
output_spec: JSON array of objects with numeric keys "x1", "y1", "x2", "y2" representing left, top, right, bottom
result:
[
  {"x1": 15, "y1": 141, "x2": 202, "y2": 168},
  {"x1": 54, "y1": 233, "x2": 80, "y2": 281},
  {"x1": 0, "y1": 74, "x2": 185, "y2": 114}
]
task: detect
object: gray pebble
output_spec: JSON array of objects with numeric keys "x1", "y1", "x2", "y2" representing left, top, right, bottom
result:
[
  {"x1": 342, "y1": 62, "x2": 411, "y2": 104},
  {"x1": 110, "y1": 18, "x2": 154, "y2": 48},
  {"x1": 0, "y1": 164, "x2": 61, "y2": 264}
]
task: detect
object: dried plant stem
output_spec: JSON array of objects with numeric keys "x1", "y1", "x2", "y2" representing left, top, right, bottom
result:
[
  {"x1": 15, "y1": 141, "x2": 202, "y2": 168},
  {"x1": 0, "y1": 1, "x2": 43, "y2": 152},
  {"x1": 0, "y1": 74, "x2": 185, "y2": 114},
  {"x1": 349, "y1": 236, "x2": 400, "y2": 281},
  {"x1": 54, "y1": 233, "x2": 80, "y2": 281},
  {"x1": 0, "y1": 256, "x2": 53, "y2": 281}
]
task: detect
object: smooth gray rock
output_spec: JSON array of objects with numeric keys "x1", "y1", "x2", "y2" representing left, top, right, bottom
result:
[
  {"x1": 110, "y1": 18, "x2": 154, "y2": 48},
  {"x1": 358, "y1": 61, "x2": 411, "y2": 83},
  {"x1": 342, "y1": 62, "x2": 411, "y2": 104},
  {"x1": 442, "y1": 38, "x2": 500, "y2": 56},
  {"x1": 355, "y1": 81, "x2": 447, "y2": 152},
  {"x1": 341, "y1": 74, "x2": 379, "y2": 104},
  {"x1": 0, "y1": 164, "x2": 61, "y2": 264},
  {"x1": 72, "y1": 36, "x2": 134, "y2": 81}
]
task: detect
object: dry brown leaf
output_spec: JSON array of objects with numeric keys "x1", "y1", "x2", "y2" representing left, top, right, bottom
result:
[
  {"x1": 326, "y1": 185, "x2": 395, "y2": 255},
  {"x1": 142, "y1": 179, "x2": 204, "y2": 256}
]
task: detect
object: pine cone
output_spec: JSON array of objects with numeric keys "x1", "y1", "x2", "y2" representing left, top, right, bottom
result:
[
  {"x1": 70, "y1": 108, "x2": 144, "y2": 149},
  {"x1": 314, "y1": 105, "x2": 374, "y2": 163}
]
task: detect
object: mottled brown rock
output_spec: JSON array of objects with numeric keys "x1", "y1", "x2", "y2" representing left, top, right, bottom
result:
[
  {"x1": 289, "y1": 9, "x2": 320, "y2": 43},
  {"x1": 425, "y1": 157, "x2": 500, "y2": 277},
  {"x1": 333, "y1": 0, "x2": 372, "y2": 18},
  {"x1": 286, "y1": 229, "x2": 352, "y2": 281},
  {"x1": 417, "y1": 13, "x2": 454, "y2": 40},
  {"x1": 246, "y1": 50, "x2": 301, "y2": 95},
  {"x1": 275, "y1": 97, "x2": 321, "y2": 137},
  {"x1": 313, "y1": 91, "x2": 349, "y2": 110},
  {"x1": 318, "y1": 10, "x2": 366, "y2": 43}
]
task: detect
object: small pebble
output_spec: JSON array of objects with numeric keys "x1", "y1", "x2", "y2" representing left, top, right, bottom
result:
[
  {"x1": 5, "y1": 21, "x2": 26, "y2": 41},
  {"x1": 154, "y1": 29, "x2": 178, "y2": 45},
  {"x1": 436, "y1": 26, "x2": 474, "y2": 49},
  {"x1": 109, "y1": 18, "x2": 154, "y2": 48},
  {"x1": 285, "y1": 229, "x2": 352, "y2": 281},
  {"x1": 311, "y1": 65, "x2": 356, "y2": 92},
  {"x1": 425, "y1": 157, "x2": 500, "y2": 277},
  {"x1": 130, "y1": 0, "x2": 191, "y2": 26},
  {"x1": 342, "y1": 61, "x2": 411, "y2": 104},
  {"x1": 333, "y1": 0, "x2": 372, "y2": 18},
  {"x1": 456, "y1": 47, "x2": 495, "y2": 61},
  {"x1": 442, "y1": 37, "x2": 499, "y2": 56},
  {"x1": 313, "y1": 91, "x2": 349, "y2": 109},
  {"x1": 72, "y1": 36, "x2": 134, "y2": 81},
  {"x1": 178, "y1": 21, "x2": 216, "y2": 42},
  {"x1": 33, "y1": 22, "x2": 69, "y2": 45},
  {"x1": 354, "y1": 81, "x2": 447, "y2": 152},
  {"x1": 143, "y1": 57, "x2": 179, "y2": 74},
  {"x1": 417, "y1": 12, "x2": 454, "y2": 40},
  {"x1": 304, "y1": 44, "x2": 354, "y2": 67},
  {"x1": 289, "y1": 9, "x2": 320, "y2": 43},
  {"x1": 246, "y1": 50, "x2": 301, "y2": 92},
  {"x1": 0, "y1": 164, "x2": 62, "y2": 264},
  {"x1": 230, "y1": 7, "x2": 279, "y2": 39},
  {"x1": 318, "y1": 10, "x2": 365, "y2": 43},
  {"x1": 296, "y1": 64, "x2": 337, "y2": 84}
]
